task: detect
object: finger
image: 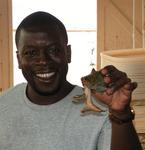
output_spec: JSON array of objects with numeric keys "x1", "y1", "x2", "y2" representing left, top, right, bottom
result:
[
  {"x1": 104, "y1": 76, "x2": 111, "y2": 84},
  {"x1": 103, "y1": 72, "x2": 127, "y2": 84},
  {"x1": 101, "y1": 65, "x2": 127, "y2": 83},
  {"x1": 124, "y1": 82, "x2": 138, "y2": 91},
  {"x1": 106, "y1": 77, "x2": 131, "y2": 95},
  {"x1": 101, "y1": 65, "x2": 116, "y2": 76},
  {"x1": 119, "y1": 82, "x2": 137, "y2": 99}
]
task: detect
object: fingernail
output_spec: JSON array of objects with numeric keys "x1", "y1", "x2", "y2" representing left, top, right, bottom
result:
[{"x1": 106, "y1": 88, "x2": 113, "y2": 95}]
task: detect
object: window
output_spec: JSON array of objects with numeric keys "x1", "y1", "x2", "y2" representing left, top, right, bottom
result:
[{"x1": 12, "y1": 0, "x2": 97, "y2": 86}]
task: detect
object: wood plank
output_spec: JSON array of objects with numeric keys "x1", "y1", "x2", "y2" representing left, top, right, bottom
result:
[
  {"x1": 107, "y1": 1, "x2": 141, "y2": 48},
  {"x1": 97, "y1": 0, "x2": 105, "y2": 69},
  {"x1": 0, "y1": 0, "x2": 13, "y2": 91}
]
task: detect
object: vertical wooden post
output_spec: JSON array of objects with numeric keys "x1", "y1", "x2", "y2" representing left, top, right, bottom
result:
[
  {"x1": 0, "y1": 0, "x2": 13, "y2": 91},
  {"x1": 97, "y1": 0, "x2": 105, "y2": 70}
]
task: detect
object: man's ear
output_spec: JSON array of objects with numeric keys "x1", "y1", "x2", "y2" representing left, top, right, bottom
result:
[
  {"x1": 66, "y1": 45, "x2": 71, "y2": 63},
  {"x1": 16, "y1": 51, "x2": 22, "y2": 69}
]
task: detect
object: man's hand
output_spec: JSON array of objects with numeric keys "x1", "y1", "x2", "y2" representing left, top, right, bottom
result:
[{"x1": 92, "y1": 65, "x2": 137, "y2": 112}]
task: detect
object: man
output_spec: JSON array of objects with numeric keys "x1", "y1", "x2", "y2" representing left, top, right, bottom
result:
[{"x1": 0, "y1": 11, "x2": 142, "y2": 150}]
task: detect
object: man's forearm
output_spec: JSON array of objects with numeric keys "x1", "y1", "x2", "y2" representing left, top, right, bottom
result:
[{"x1": 111, "y1": 121, "x2": 142, "y2": 150}]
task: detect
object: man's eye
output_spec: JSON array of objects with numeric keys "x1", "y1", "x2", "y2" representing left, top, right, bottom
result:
[
  {"x1": 24, "y1": 50, "x2": 37, "y2": 57},
  {"x1": 48, "y1": 48, "x2": 59, "y2": 54}
]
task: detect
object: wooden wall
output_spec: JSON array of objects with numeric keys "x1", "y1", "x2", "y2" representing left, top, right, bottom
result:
[
  {"x1": 97, "y1": 0, "x2": 143, "y2": 69},
  {"x1": 0, "y1": 0, "x2": 13, "y2": 92}
]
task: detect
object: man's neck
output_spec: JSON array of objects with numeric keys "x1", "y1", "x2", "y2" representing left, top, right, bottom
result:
[{"x1": 26, "y1": 82, "x2": 75, "y2": 105}]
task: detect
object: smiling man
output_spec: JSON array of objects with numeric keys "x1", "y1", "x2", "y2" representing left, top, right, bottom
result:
[
  {"x1": 16, "y1": 15, "x2": 73, "y2": 105},
  {"x1": 0, "y1": 11, "x2": 142, "y2": 150}
]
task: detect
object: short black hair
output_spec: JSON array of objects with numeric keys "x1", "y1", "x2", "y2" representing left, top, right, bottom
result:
[{"x1": 15, "y1": 11, "x2": 68, "y2": 48}]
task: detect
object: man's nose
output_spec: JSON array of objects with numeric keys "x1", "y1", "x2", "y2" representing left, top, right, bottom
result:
[{"x1": 38, "y1": 51, "x2": 48, "y2": 65}]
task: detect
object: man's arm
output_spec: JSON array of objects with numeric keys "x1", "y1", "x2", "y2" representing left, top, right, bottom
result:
[
  {"x1": 92, "y1": 65, "x2": 142, "y2": 149},
  {"x1": 109, "y1": 106, "x2": 142, "y2": 149},
  {"x1": 111, "y1": 119, "x2": 142, "y2": 150}
]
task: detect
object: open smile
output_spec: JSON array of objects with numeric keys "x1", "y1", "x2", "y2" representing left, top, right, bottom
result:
[{"x1": 35, "y1": 72, "x2": 55, "y2": 83}]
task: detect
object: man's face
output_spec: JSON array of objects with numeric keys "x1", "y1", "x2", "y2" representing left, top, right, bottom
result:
[{"x1": 17, "y1": 29, "x2": 71, "y2": 95}]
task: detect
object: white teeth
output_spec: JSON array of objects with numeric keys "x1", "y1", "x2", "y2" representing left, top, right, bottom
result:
[{"x1": 36, "y1": 72, "x2": 55, "y2": 78}]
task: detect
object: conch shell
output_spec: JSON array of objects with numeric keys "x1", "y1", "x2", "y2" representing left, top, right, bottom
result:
[{"x1": 73, "y1": 68, "x2": 106, "y2": 113}]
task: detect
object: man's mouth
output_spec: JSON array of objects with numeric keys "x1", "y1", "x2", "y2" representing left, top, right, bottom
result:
[{"x1": 35, "y1": 72, "x2": 55, "y2": 82}]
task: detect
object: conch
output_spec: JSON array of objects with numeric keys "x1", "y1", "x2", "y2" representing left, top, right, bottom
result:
[{"x1": 73, "y1": 68, "x2": 106, "y2": 113}]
